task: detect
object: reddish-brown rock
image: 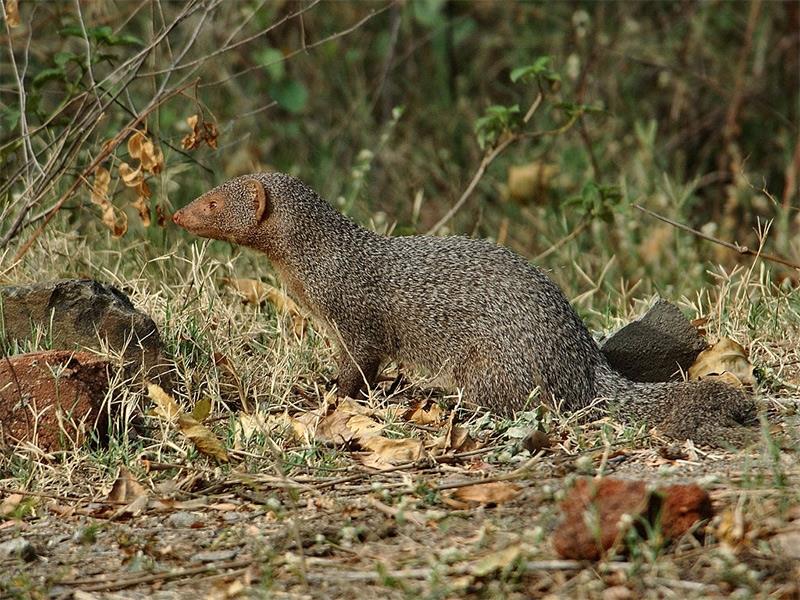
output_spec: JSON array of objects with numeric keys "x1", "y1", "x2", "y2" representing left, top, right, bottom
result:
[
  {"x1": 0, "y1": 351, "x2": 110, "y2": 450},
  {"x1": 657, "y1": 483, "x2": 714, "y2": 539},
  {"x1": 552, "y1": 477, "x2": 713, "y2": 560},
  {"x1": 552, "y1": 478, "x2": 649, "y2": 560}
]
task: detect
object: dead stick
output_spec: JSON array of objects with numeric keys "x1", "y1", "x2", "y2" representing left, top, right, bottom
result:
[{"x1": 634, "y1": 204, "x2": 800, "y2": 271}]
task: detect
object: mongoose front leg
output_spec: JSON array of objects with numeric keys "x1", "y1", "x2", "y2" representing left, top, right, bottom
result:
[{"x1": 335, "y1": 350, "x2": 380, "y2": 398}]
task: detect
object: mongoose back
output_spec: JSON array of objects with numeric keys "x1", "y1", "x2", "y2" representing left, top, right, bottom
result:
[{"x1": 173, "y1": 172, "x2": 755, "y2": 445}]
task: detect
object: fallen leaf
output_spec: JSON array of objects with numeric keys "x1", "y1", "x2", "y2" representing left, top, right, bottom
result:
[
  {"x1": 190, "y1": 397, "x2": 212, "y2": 422},
  {"x1": 403, "y1": 398, "x2": 442, "y2": 425},
  {"x1": 360, "y1": 437, "x2": 424, "y2": 466},
  {"x1": 147, "y1": 384, "x2": 229, "y2": 462},
  {"x1": 471, "y1": 544, "x2": 522, "y2": 576},
  {"x1": 0, "y1": 494, "x2": 24, "y2": 518},
  {"x1": 688, "y1": 337, "x2": 756, "y2": 387},
  {"x1": 223, "y1": 277, "x2": 269, "y2": 305},
  {"x1": 148, "y1": 383, "x2": 181, "y2": 420},
  {"x1": 442, "y1": 481, "x2": 521, "y2": 509},
  {"x1": 106, "y1": 466, "x2": 148, "y2": 504},
  {"x1": 177, "y1": 413, "x2": 229, "y2": 462}
]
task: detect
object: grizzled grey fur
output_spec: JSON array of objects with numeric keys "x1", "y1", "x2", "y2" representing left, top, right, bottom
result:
[{"x1": 173, "y1": 172, "x2": 756, "y2": 445}]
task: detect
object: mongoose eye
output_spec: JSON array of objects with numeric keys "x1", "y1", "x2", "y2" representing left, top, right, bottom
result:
[{"x1": 208, "y1": 201, "x2": 217, "y2": 210}]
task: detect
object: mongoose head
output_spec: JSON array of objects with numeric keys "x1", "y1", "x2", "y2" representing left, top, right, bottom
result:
[{"x1": 173, "y1": 174, "x2": 270, "y2": 246}]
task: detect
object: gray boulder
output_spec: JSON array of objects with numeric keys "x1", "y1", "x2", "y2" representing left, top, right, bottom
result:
[{"x1": 0, "y1": 279, "x2": 171, "y2": 387}]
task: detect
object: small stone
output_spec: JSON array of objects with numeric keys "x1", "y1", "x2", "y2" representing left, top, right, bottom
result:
[
  {"x1": 601, "y1": 299, "x2": 707, "y2": 383},
  {"x1": 166, "y1": 511, "x2": 200, "y2": 528},
  {"x1": 0, "y1": 537, "x2": 37, "y2": 561},
  {"x1": 552, "y1": 477, "x2": 715, "y2": 561},
  {"x1": 602, "y1": 586, "x2": 634, "y2": 600},
  {"x1": 657, "y1": 483, "x2": 713, "y2": 539},
  {"x1": 770, "y1": 531, "x2": 800, "y2": 560}
]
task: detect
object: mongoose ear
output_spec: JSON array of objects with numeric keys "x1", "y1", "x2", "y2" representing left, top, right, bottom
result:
[{"x1": 246, "y1": 179, "x2": 268, "y2": 222}]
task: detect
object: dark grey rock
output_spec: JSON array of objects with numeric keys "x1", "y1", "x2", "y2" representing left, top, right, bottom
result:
[
  {"x1": 600, "y1": 299, "x2": 707, "y2": 383},
  {"x1": 0, "y1": 279, "x2": 172, "y2": 388}
]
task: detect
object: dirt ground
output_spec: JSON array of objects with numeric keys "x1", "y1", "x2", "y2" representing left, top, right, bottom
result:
[{"x1": 3, "y1": 434, "x2": 800, "y2": 600}]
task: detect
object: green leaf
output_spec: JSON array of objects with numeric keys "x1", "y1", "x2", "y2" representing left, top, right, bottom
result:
[
  {"x1": 32, "y1": 67, "x2": 65, "y2": 88},
  {"x1": 510, "y1": 56, "x2": 564, "y2": 88},
  {"x1": 412, "y1": 0, "x2": 446, "y2": 27},
  {"x1": 54, "y1": 51, "x2": 79, "y2": 67},
  {"x1": 255, "y1": 47, "x2": 285, "y2": 80},
  {"x1": 190, "y1": 397, "x2": 212, "y2": 423},
  {"x1": 270, "y1": 79, "x2": 308, "y2": 114},
  {"x1": 2, "y1": 107, "x2": 20, "y2": 132}
]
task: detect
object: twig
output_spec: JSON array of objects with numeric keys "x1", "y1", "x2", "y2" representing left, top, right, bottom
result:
[
  {"x1": 533, "y1": 220, "x2": 590, "y2": 262},
  {"x1": 58, "y1": 558, "x2": 254, "y2": 592},
  {"x1": 634, "y1": 204, "x2": 800, "y2": 270}
]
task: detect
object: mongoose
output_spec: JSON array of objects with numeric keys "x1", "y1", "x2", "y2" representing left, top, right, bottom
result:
[{"x1": 173, "y1": 172, "x2": 756, "y2": 445}]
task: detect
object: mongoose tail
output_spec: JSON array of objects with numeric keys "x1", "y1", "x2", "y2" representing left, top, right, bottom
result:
[{"x1": 174, "y1": 172, "x2": 756, "y2": 445}]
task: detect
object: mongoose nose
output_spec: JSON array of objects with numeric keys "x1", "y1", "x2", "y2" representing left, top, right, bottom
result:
[{"x1": 172, "y1": 211, "x2": 182, "y2": 225}]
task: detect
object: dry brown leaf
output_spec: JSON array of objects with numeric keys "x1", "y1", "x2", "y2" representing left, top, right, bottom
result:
[
  {"x1": 471, "y1": 544, "x2": 523, "y2": 576},
  {"x1": 91, "y1": 167, "x2": 111, "y2": 205},
  {"x1": 223, "y1": 277, "x2": 269, "y2": 305},
  {"x1": 147, "y1": 384, "x2": 229, "y2": 462},
  {"x1": 403, "y1": 398, "x2": 443, "y2": 425},
  {"x1": 507, "y1": 162, "x2": 558, "y2": 203},
  {"x1": 190, "y1": 397, "x2": 212, "y2": 422},
  {"x1": 177, "y1": 413, "x2": 229, "y2": 462},
  {"x1": 182, "y1": 114, "x2": 219, "y2": 150},
  {"x1": 90, "y1": 167, "x2": 127, "y2": 237},
  {"x1": 431, "y1": 423, "x2": 482, "y2": 454},
  {"x1": 223, "y1": 278, "x2": 306, "y2": 335},
  {"x1": 102, "y1": 203, "x2": 127, "y2": 237},
  {"x1": 360, "y1": 437, "x2": 424, "y2": 467},
  {"x1": 234, "y1": 412, "x2": 282, "y2": 449},
  {"x1": 204, "y1": 121, "x2": 219, "y2": 149},
  {"x1": 148, "y1": 383, "x2": 181, "y2": 420},
  {"x1": 0, "y1": 493, "x2": 24, "y2": 517},
  {"x1": 131, "y1": 194, "x2": 151, "y2": 227},
  {"x1": 128, "y1": 131, "x2": 145, "y2": 161},
  {"x1": 441, "y1": 481, "x2": 521, "y2": 509},
  {"x1": 688, "y1": 337, "x2": 756, "y2": 387},
  {"x1": 119, "y1": 162, "x2": 144, "y2": 187},
  {"x1": 106, "y1": 466, "x2": 148, "y2": 504},
  {"x1": 5, "y1": 0, "x2": 20, "y2": 27}
]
